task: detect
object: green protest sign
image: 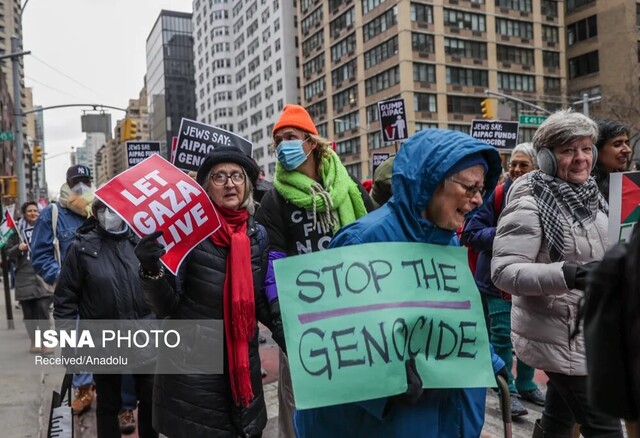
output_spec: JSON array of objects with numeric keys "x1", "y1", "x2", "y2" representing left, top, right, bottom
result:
[{"x1": 274, "y1": 242, "x2": 495, "y2": 410}]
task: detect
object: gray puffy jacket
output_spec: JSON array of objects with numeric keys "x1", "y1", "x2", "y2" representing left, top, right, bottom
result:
[{"x1": 491, "y1": 176, "x2": 608, "y2": 375}]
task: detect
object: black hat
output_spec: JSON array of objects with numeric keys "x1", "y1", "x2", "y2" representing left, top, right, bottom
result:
[
  {"x1": 196, "y1": 146, "x2": 260, "y2": 186},
  {"x1": 66, "y1": 164, "x2": 92, "y2": 181}
]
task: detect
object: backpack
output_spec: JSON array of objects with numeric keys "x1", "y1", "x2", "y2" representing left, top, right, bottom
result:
[
  {"x1": 464, "y1": 183, "x2": 505, "y2": 276},
  {"x1": 584, "y1": 228, "x2": 639, "y2": 420}
]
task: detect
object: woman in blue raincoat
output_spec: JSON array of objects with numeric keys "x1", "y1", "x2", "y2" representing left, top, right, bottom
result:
[{"x1": 294, "y1": 129, "x2": 506, "y2": 437}]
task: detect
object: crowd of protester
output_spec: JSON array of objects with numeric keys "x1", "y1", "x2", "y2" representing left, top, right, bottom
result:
[{"x1": 6, "y1": 104, "x2": 639, "y2": 438}]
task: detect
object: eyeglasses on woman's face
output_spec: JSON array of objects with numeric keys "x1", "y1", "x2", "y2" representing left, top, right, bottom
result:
[
  {"x1": 449, "y1": 178, "x2": 486, "y2": 199},
  {"x1": 210, "y1": 171, "x2": 245, "y2": 186}
]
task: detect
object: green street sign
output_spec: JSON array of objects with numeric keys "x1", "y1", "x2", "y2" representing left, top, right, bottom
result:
[
  {"x1": 519, "y1": 115, "x2": 547, "y2": 126},
  {"x1": 0, "y1": 131, "x2": 14, "y2": 141}
]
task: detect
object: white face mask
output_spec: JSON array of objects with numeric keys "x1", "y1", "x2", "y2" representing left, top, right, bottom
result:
[
  {"x1": 98, "y1": 208, "x2": 125, "y2": 232},
  {"x1": 72, "y1": 182, "x2": 92, "y2": 195}
]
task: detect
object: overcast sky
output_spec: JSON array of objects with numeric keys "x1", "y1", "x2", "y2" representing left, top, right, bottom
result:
[{"x1": 22, "y1": 0, "x2": 193, "y2": 196}]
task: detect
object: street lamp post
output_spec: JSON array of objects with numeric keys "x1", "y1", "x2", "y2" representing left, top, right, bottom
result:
[{"x1": 7, "y1": 37, "x2": 31, "y2": 205}]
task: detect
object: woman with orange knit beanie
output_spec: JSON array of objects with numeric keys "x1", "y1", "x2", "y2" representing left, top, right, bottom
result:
[{"x1": 255, "y1": 104, "x2": 374, "y2": 437}]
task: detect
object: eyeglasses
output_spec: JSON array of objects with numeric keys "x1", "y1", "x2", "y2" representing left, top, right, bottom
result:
[
  {"x1": 210, "y1": 172, "x2": 245, "y2": 186},
  {"x1": 449, "y1": 178, "x2": 485, "y2": 198}
]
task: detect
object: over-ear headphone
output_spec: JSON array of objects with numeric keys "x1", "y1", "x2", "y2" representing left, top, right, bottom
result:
[{"x1": 536, "y1": 146, "x2": 598, "y2": 176}]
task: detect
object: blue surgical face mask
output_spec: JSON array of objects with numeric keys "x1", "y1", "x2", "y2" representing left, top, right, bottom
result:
[{"x1": 277, "y1": 139, "x2": 312, "y2": 171}]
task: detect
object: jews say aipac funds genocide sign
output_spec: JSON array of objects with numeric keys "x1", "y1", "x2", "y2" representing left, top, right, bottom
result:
[
  {"x1": 95, "y1": 154, "x2": 220, "y2": 274},
  {"x1": 126, "y1": 141, "x2": 161, "y2": 167},
  {"x1": 174, "y1": 118, "x2": 253, "y2": 172},
  {"x1": 470, "y1": 120, "x2": 519, "y2": 149},
  {"x1": 274, "y1": 242, "x2": 495, "y2": 409}
]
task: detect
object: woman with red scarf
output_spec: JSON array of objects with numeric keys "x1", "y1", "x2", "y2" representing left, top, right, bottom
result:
[{"x1": 134, "y1": 146, "x2": 285, "y2": 438}]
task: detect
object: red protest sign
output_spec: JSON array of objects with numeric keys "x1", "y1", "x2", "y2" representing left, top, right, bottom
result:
[{"x1": 95, "y1": 154, "x2": 220, "y2": 275}]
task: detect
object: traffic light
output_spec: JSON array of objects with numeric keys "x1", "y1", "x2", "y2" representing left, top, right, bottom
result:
[
  {"x1": 33, "y1": 145, "x2": 43, "y2": 164},
  {"x1": 120, "y1": 118, "x2": 138, "y2": 142},
  {"x1": 0, "y1": 176, "x2": 18, "y2": 198},
  {"x1": 481, "y1": 98, "x2": 496, "y2": 120}
]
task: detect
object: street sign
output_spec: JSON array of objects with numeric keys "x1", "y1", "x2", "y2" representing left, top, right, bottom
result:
[
  {"x1": 0, "y1": 131, "x2": 14, "y2": 141},
  {"x1": 519, "y1": 115, "x2": 547, "y2": 126},
  {"x1": 470, "y1": 120, "x2": 520, "y2": 149}
]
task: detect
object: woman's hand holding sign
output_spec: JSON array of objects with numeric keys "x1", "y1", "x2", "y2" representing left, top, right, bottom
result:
[{"x1": 135, "y1": 230, "x2": 166, "y2": 276}]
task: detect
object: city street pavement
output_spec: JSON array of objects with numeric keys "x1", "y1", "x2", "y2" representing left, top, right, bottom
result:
[{"x1": 0, "y1": 279, "x2": 64, "y2": 438}]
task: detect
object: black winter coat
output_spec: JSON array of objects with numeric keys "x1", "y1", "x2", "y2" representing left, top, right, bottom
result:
[
  {"x1": 141, "y1": 218, "x2": 283, "y2": 438},
  {"x1": 54, "y1": 220, "x2": 157, "y2": 368}
]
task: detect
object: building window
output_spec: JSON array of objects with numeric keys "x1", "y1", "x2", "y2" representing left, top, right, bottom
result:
[
  {"x1": 307, "y1": 99, "x2": 327, "y2": 120},
  {"x1": 331, "y1": 32, "x2": 356, "y2": 62},
  {"x1": 498, "y1": 73, "x2": 536, "y2": 92},
  {"x1": 362, "y1": 0, "x2": 388, "y2": 15},
  {"x1": 363, "y1": 7, "x2": 397, "y2": 41},
  {"x1": 365, "y1": 66, "x2": 400, "y2": 96},
  {"x1": 364, "y1": 37, "x2": 398, "y2": 70},
  {"x1": 542, "y1": 25, "x2": 559, "y2": 43},
  {"x1": 332, "y1": 59, "x2": 357, "y2": 86},
  {"x1": 337, "y1": 138, "x2": 361, "y2": 158},
  {"x1": 301, "y1": 6, "x2": 323, "y2": 35},
  {"x1": 334, "y1": 111, "x2": 359, "y2": 134},
  {"x1": 414, "y1": 93, "x2": 437, "y2": 113},
  {"x1": 447, "y1": 124, "x2": 470, "y2": 134},
  {"x1": 330, "y1": 7, "x2": 355, "y2": 36},
  {"x1": 303, "y1": 54, "x2": 325, "y2": 79},
  {"x1": 543, "y1": 50, "x2": 560, "y2": 68},
  {"x1": 495, "y1": 18, "x2": 533, "y2": 39},
  {"x1": 447, "y1": 96, "x2": 484, "y2": 114},
  {"x1": 304, "y1": 77, "x2": 326, "y2": 100},
  {"x1": 368, "y1": 131, "x2": 383, "y2": 150},
  {"x1": 519, "y1": 127, "x2": 537, "y2": 142},
  {"x1": 333, "y1": 86, "x2": 358, "y2": 111},
  {"x1": 413, "y1": 63, "x2": 436, "y2": 83},
  {"x1": 317, "y1": 122, "x2": 328, "y2": 138},
  {"x1": 568, "y1": 50, "x2": 599, "y2": 79},
  {"x1": 410, "y1": 3, "x2": 433, "y2": 24},
  {"x1": 415, "y1": 122, "x2": 438, "y2": 132},
  {"x1": 345, "y1": 163, "x2": 361, "y2": 180},
  {"x1": 496, "y1": 44, "x2": 534, "y2": 65},
  {"x1": 496, "y1": 0, "x2": 532, "y2": 12},
  {"x1": 566, "y1": 0, "x2": 595, "y2": 13},
  {"x1": 443, "y1": 9, "x2": 486, "y2": 32},
  {"x1": 302, "y1": 30, "x2": 324, "y2": 57},
  {"x1": 541, "y1": 0, "x2": 558, "y2": 17},
  {"x1": 446, "y1": 67, "x2": 488, "y2": 87},
  {"x1": 567, "y1": 15, "x2": 597, "y2": 46},
  {"x1": 411, "y1": 32, "x2": 435, "y2": 54},
  {"x1": 444, "y1": 37, "x2": 487, "y2": 60}
]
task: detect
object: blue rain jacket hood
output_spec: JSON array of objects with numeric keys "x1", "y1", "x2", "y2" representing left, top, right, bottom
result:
[{"x1": 388, "y1": 128, "x2": 502, "y2": 242}]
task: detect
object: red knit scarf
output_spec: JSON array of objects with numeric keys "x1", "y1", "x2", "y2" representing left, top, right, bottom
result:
[{"x1": 210, "y1": 206, "x2": 255, "y2": 407}]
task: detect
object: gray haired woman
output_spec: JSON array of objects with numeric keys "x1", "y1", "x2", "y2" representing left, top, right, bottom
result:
[{"x1": 491, "y1": 110, "x2": 623, "y2": 437}]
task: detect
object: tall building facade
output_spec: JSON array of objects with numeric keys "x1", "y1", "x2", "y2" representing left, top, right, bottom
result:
[
  {"x1": 564, "y1": 0, "x2": 640, "y2": 157},
  {"x1": 146, "y1": 10, "x2": 197, "y2": 159},
  {"x1": 192, "y1": 0, "x2": 299, "y2": 177},
  {"x1": 0, "y1": 0, "x2": 24, "y2": 106},
  {"x1": 299, "y1": 0, "x2": 565, "y2": 179}
]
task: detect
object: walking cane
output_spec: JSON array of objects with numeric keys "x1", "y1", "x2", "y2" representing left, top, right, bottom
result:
[{"x1": 496, "y1": 374, "x2": 512, "y2": 438}]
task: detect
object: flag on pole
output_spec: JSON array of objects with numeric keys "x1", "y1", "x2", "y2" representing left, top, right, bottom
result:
[{"x1": 0, "y1": 208, "x2": 17, "y2": 249}]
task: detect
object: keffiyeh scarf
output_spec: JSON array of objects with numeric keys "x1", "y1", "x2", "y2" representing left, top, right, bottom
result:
[{"x1": 529, "y1": 170, "x2": 608, "y2": 262}]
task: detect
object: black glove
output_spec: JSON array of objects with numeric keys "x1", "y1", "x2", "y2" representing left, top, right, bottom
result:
[
  {"x1": 135, "y1": 231, "x2": 166, "y2": 275},
  {"x1": 390, "y1": 358, "x2": 423, "y2": 406},
  {"x1": 269, "y1": 299, "x2": 287, "y2": 354},
  {"x1": 562, "y1": 261, "x2": 599, "y2": 290}
]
